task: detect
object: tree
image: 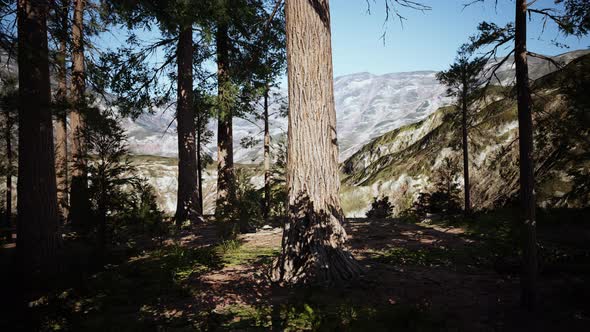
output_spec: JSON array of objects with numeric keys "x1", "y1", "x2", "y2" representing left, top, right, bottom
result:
[
  {"x1": 175, "y1": 25, "x2": 202, "y2": 225},
  {"x1": 194, "y1": 90, "x2": 214, "y2": 214},
  {"x1": 466, "y1": 0, "x2": 590, "y2": 310},
  {"x1": 99, "y1": 0, "x2": 211, "y2": 225},
  {"x1": 272, "y1": 0, "x2": 361, "y2": 285},
  {"x1": 84, "y1": 111, "x2": 137, "y2": 254},
  {"x1": 52, "y1": 0, "x2": 70, "y2": 221},
  {"x1": 436, "y1": 47, "x2": 486, "y2": 215},
  {"x1": 0, "y1": 74, "x2": 17, "y2": 230},
  {"x1": 215, "y1": 12, "x2": 236, "y2": 217},
  {"x1": 69, "y1": 0, "x2": 91, "y2": 227},
  {"x1": 16, "y1": 0, "x2": 60, "y2": 280}
]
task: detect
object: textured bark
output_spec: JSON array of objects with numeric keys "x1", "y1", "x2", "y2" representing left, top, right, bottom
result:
[
  {"x1": 4, "y1": 106, "x2": 13, "y2": 227},
  {"x1": 55, "y1": 0, "x2": 69, "y2": 221},
  {"x1": 461, "y1": 73, "x2": 471, "y2": 215},
  {"x1": 515, "y1": 0, "x2": 538, "y2": 310},
  {"x1": 69, "y1": 0, "x2": 90, "y2": 226},
  {"x1": 175, "y1": 27, "x2": 202, "y2": 225},
  {"x1": 272, "y1": 0, "x2": 361, "y2": 285},
  {"x1": 263, "y1": 84, "x2": 271, "y2": 221},
  {"x1": 16, "y1": 0, "x2": 60, "y2": 279},
  {"x1": 215, "y1": 21, "x2": 236, "y2": 214}
]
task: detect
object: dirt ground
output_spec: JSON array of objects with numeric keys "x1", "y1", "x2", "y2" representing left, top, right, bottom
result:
[{"x1": 1, "y1": 216, "x2": 589, "y2": 331}]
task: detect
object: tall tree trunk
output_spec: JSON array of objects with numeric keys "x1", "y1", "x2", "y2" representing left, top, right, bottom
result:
[
  {"x1": 55, "y1": 0, "x2": 69, "y2": 221},
  {"x1": 272, "y1": 0, "x2": 361, "y2": 285},
  {"x1": 461, "y1": 75, "x2": 471, "y2": 215},
  {"x1": 175, "y1": 26, "x2": 201, "y2": 225},
  {"x1": 263, "y1": 84, "x2": 271, "y2": 221},
  {"x1": 515, "y1": 0, "x2": 538, "y2": 310},
  {"x1": 5, "y1": 107, "x2": 12, "y2": 229},
  {"x1": 16, "y1": 0, "x2": 60, "y2": 280},
  {"x1": 215, "y1": 21, "x2": 235, "y2": 216},
  {"x1": 69, "y1": 0, "x2": 90, "y2": 227},
  {"x1": 197, "y1": 112, "x2": 203, "y2": 215}
]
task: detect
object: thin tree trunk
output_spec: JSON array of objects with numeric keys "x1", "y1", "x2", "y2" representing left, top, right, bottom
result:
[
  {"x1": 5, "y1": 107, "x2": 12, "y2": 228},
  {"x1": 55, "y1": 0, "x2": 69, "y2": 221},
  {"x1": 515, "y1": 0, "x2": 538, "y2": 310},
  {"x1": 461, "y1": 75, "x2": 471, "y2": 215},
  {"x1": 175, "y1": 26, "x2": 201, "y2": 225},
  {"x1": 197, "y1": 112, "x2": 203, "y2": 215},
  {"x1": 263, "y1": 83, "x2": 271, "y2": 221},
  {"x1": 69, "y1": 0, "x2": 90, "y2": 226},
  {"x1": 272, "y1": 0, "x2": 361, "y2": 285},
  {"x1": 215, "y1": 21, "x2": 236, "y2": 216},
  {"x1": 16, "y1": 0, "x2": 60, "y2": 281}
]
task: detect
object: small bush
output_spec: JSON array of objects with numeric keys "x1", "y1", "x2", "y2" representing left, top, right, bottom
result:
[{"x1": 366, "y1": 196, "x2": 394, "y2": 219}]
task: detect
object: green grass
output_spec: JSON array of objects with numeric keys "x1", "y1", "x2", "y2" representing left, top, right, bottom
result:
[
  {"x1": 210, "y1": 296, "x2": 447, "y2": 331},
  {"x1": 216, "y1": 239, "x2": 279, "y2": 267}
]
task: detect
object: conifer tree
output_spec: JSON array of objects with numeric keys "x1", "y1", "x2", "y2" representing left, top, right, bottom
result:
[
  {"x1": 16, "y1": 0, "x2": 60, "y2": 280},
  {"x1": 272, "y1": 0, "x2": 361, "y2": 285},
  {"x1": 437, "y1": 46, "x2": 486, "y2": 215}
]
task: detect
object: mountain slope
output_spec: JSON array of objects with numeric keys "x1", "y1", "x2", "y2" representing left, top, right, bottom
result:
[
  {"x1": 340, "y1": 53, "x2": 590, "y2": 216},
  {"x1": 123, "y1": 50, "x2": 588, "y2": 163}
]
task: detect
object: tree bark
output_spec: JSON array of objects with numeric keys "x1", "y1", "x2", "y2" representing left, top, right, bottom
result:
[
  {"x1": 69, "y1": 0, "x2": 90, "y2": 227},
  {"x1": 461, "y1": 73, "x2": 471, "y2": 215},
  {"x1": 272, "y1": 0, "x2": 361, "y2": 285},
  {"x1": 197, "y1": 111, "x2": 204, "y2": 215},
  {"x1": 215, "y1": 21, "x2": 236, "y2": 215},
  {"x1": 4, "y1": 106, "x2": 12, "y2": 229},
  {"x1": 16, "y1": 0, "x2": 60, "y2": 280},
  {"x1": 263, "y1": 83, "x2": 271, "y2": 221},
  {"x1": 175, "y1": 26, "x2": 202, "y2": 225},
  {"x1": 55, "y1": 0, "x2": 69, "y2": 221},
  {"x1": 515, "y1": 0, "x2": 538, "y2": 310}
]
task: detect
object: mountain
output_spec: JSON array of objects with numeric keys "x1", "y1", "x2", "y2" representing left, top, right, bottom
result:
[
  {"x1": 339, "y1": 53, "x2": 590, "y2": 217},
  {"x1": 124, "y1": 50, "x2": 589, "y2": 163}
]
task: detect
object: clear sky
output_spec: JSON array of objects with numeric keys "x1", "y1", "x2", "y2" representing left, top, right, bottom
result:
[{"x1": 330, "y1": 0, "x2": 590, "y2": 77}]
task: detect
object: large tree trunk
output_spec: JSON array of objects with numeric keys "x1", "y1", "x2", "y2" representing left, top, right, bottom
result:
[
  {"x1": 69, "y1": 0, "x2": 90, "y2": 226},
  {"x1": 4, "y1": 106, "x2": 12, "y2": 229},
  {"x1": 515, "y1": 0, "x2": 538, "y2": 310},
  {"x1": 16, "y1": 0, "x2": 60, "y2": 280},
  {"x1": 272, "y1": 0, "x2": 361, "y2": 285},
  {"x1": 175, "y1": 26, "x2": 202, "y2": 225},
  {"x1": 215, "y1": 21, "x2": 236, "y2": 216},
  {"x1": 461, "y1": 75, "x2": 471, "y2": 215},
  {"x1": 55, "y1": 0, "x2": 69, "y2": 221},
  {"x1": 263, "y1": 84, "x2": 271, "y2": 221}
]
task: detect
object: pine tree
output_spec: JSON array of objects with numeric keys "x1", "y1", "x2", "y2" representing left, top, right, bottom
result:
[
  {"x1": 436, "y1": 47, "x2": 486, "y2": 215},
  {"x1": 53, "y1": 0, "x2": 70, "y2": 221},
  {"x1": 16, "y1": 0, "x2": 60, "y2": 280},
  {"x1": 466, "y1": 0, "x2": 590, "y2": 310},
  {"x1": 272, "y1": 0, "x2": 361, "y2": 285},
  {"x1": 69, "y1": 0, "x2": 91, "y2": 227}
]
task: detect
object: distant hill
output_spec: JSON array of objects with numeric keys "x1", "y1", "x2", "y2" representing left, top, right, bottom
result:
[
  {"x1": 339, "y1": 53, "x2": 590, "y2": 217},
  {"x1": 123, "y1": 50, "x2": 590, "y2": 163}
]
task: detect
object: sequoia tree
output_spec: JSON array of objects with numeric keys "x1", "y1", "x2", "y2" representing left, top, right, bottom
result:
[
  {"x1": 272, "y1": 0, "x2": 361, "y2": 284},
  {"x1": 16, "y1": 0, "x2": 60, "y2": 278}
]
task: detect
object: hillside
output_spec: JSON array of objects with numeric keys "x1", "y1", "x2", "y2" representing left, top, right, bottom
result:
[
  {"x1": 340, "y1": 53, "x2": 590, "y2": 217},
  {"x1": 123, "y1": 50, "x2": 588, "y2": 163}
]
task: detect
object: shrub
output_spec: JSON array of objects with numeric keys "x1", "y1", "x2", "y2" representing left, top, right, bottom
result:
[{"x1": 366, "y1": 196, "x2": 394, "y2": 219}]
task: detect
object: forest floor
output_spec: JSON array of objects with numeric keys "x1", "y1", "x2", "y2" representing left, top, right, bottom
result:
[{"x1": 1, "y1": 209, "x2": 590, "y2": 331}]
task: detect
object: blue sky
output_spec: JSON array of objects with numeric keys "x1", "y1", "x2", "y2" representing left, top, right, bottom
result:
[
  {"x1": 96, "y1": 0, "x2": 590, "y2": 82},
  {"x1": 330, "y1": 0, "x2": 590, "y2": 77}
]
